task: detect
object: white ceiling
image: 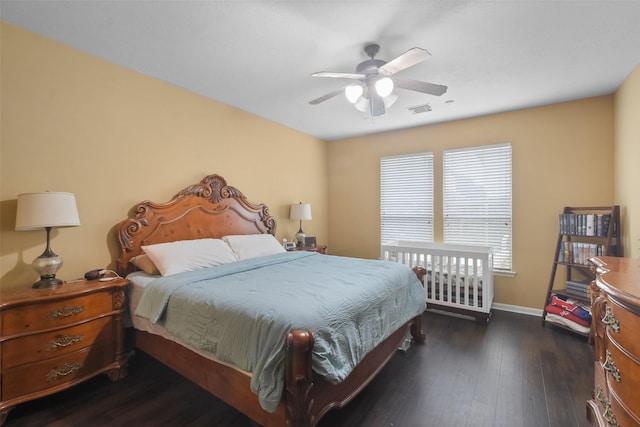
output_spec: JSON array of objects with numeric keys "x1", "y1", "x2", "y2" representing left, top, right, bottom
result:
[{"x1": 2, "y1": 0, "x2": 639, "y2": 141}]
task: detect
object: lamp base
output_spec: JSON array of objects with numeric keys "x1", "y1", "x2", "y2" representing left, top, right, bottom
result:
[
  {"x1": 32, "y1": 276, "x2": 63, "y2": 289},
  {"x1": 295, "y1": 230, "x2": 306, "y2": 247},
  {"x1": 31, "y1": 250, "x2": 64, "y2": 289}
]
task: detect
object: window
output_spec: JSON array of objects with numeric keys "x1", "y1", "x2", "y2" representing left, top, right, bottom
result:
[
  {"x1": 380, "y1": 153, "x2": 434, "y2": 243},
  {"x1": 443, "y1": 143, "x2": 512, "y2": 271}
]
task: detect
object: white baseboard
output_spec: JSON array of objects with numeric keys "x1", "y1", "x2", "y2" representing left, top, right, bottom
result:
[{"x1": 492, "y1": 302, "x2": 543, "y2": 317}]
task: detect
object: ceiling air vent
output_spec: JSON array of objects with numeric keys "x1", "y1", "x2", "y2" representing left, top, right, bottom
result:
[{"x1": 407, "y1": 103, "x2": 432, "y2": 114}]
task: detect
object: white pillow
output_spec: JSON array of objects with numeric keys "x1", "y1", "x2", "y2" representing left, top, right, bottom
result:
[
  {"x1": 142, "y1": 238, "x2": 239, "y2": 276},
  {"x1": 223, "y1": 234, "x2": 286, "y2": 260}
]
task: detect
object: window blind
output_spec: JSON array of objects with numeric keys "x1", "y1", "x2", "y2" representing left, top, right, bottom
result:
[
  {"x1": 381, "y1": 152, "x2": 434, "y2": 244},
  {"x1": 443, "y1": 143, "x2": 512, "y2": 271}
]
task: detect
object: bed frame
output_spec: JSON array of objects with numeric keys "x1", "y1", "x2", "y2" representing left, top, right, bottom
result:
[
  {"x1": 381, "y1": 240, "x2": 494, "y2": 324},
  {"x1": 115, "y1": 174, "x2": 425, "y2": 427}
]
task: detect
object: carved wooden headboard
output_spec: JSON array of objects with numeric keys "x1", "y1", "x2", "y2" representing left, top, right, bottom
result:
[{"x1": 115, "y1": 174, "x2": 277, "y2": 275}]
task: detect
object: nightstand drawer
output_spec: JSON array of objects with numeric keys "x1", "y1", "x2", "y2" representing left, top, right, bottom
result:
[
  {"x1": 1, "y1": 342, "x2": 114, "y2": 401},
  {"x1": 1, "y1": 291, "x2": 113, "y2": 336},
  {"x1": 1, "y1": 316, "x2": 112, "y2": 369}
]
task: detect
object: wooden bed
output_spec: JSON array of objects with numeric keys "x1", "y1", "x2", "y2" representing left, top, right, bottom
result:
[{"x1": 115, "y1": 174, "x2": 425, "y2": 427}]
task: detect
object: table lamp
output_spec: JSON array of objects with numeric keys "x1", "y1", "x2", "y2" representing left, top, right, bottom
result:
[
  {"x1": 289, "y1": 202, "x2": 312, "y2": 247},
  {"x1": 15, "y1": 192, "x2": 81, "y2": 288}
]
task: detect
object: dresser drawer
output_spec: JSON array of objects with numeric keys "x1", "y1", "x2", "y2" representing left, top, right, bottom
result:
[
  {"x1": 1, "y1": 291, "x2": 113, "y2": 336},
  {"x1": 609, "y1": 386, "x2": 640, "y2": 427},
  {"x1": 605, "y1": 299, "x2": 640, "y2": 359},
  {"x1": 1, "y1": 342, "x2": 114, "y2": 401},
  {"x1": 1, "y1": 317, "x2": 112, "y2": 369},
  {"x1": 604, "y1": 340, "x2": 640, "y2": 420}
]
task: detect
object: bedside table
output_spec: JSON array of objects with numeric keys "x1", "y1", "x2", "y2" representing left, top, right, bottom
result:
[
  {"x1": 0, "y1": 278, "x2": 130, "y2": 425},
  {"x1": 287, "y1": 244, "x2": 327, "y2": 254}
]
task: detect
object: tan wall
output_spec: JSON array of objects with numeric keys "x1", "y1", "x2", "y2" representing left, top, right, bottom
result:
[
  {"x1": 327, "y1": 96, "x2": 615, "y2": 310},
  {"x1": 614, "y1": 65, "x2": 640, "y2": 258},
  {"x1": 2, "y1": 21, "x2": 630, "y2": 311},
  {"x1": 0, "y1": 22, "x2": 328, "y2": 291}
]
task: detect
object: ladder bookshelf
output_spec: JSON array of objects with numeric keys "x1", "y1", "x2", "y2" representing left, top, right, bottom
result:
[{"x1": 542, "y1": 206, "x2": 621, "y2": 338}]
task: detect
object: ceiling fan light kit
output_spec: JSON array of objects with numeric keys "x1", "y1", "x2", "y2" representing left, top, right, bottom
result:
[
  {"x1": 374, "y1": 77, "x2": 394, "y2": 97},
  {"x1": 345, "y1": 84, "x2": 363, "y2": 103},
  {"x1": 310, "y1": 43, "x2": 447, "y2": 117}
]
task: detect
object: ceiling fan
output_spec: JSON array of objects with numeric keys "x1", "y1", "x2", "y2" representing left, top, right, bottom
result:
[{"x1": 309, "y1": 43, "x2": 448, "y2": 116}]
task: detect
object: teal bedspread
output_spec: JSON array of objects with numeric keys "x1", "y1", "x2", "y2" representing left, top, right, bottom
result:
[{"x1": 134, "y1": 251, "x2": 425, "y2": 412}]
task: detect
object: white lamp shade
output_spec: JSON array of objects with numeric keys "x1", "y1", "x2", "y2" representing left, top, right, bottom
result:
[
  {"x1": 15, "y1": 192, "x2": 81, "y2": 230},
  {"x1": 289, "y1": 203, "x2": 312, "y2": 221},
  {"x1": 375, "y1": 77, "x2": 394, "y2": 97},
  {"x1": 383, "y1": 93, "x2": 398, "y2": 108},
  {"x1": 354, "y1": 96, "x2": 368, "y2": 113},
  {"x1": 345, "y1": 84, "x2": 364, "y2": 103}
]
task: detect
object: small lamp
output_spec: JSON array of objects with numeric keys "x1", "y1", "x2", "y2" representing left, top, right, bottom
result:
[
  {"x1": 15, "y1": 192, "x2": 81, "y2": 288},
  {"x1": 289, "y1": 202, "x2": 312, "y2": 247}
]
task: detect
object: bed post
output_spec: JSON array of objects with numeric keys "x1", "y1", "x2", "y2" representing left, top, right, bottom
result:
[
  {"x1": 411, "y1": 266, "x2": 427, "y2": 343},
  {"x1": 284, "y1": 330, "x2": 315, "y2": 427}
]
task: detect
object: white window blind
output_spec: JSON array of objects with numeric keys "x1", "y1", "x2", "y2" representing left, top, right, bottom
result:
[
  {"x1": 443, "y1": 143, "x2": 512, "y2": 271},
  {"x1": 381, "y1": 153, "x2": 434, "y2": 244}
]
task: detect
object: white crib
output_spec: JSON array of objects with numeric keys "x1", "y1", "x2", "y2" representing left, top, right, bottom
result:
[{"x1": 381, "y1": 241, "x2": 494, "y2": 324}]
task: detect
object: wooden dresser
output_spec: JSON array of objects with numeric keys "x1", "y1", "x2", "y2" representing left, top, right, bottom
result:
[
  {"x1": 588, "y1": 256, "x2": 640, "y2": 427},
  {"x1": 0, "y1": 278, "x2": 130, "y2": 425}
]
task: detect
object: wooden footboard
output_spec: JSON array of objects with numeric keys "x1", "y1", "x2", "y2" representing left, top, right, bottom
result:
[{"x1": 135, "y1": 314, "x2": 424, "y2": 427}]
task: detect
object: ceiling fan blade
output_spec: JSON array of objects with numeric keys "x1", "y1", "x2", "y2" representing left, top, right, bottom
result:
[
  {"x1": 370, "y1": 93, "x2": 385, "y2": 116},
  {"x1": 393, "y1": 78, "x2": 448, "y2": 96},
  {"x1": 378, "y1": 47, "x2": 430, "y2": 76},
  {"x1": 311, "y1": 71, "x2": 365, "y2": 79},
  {"x1": 309, "y1": 88, "x2": 345, "y2": 105}
]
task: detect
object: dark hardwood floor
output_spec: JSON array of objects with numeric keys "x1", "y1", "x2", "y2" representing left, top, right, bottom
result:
[{"x1": 5, "y1": 310, "x2": 594, "y2": 427}]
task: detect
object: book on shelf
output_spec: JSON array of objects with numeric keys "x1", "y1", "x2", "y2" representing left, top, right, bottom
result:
[
  {"x1": 599, "y1": 213, "x2": 611, "y2": 237},
  {"x1": 559, "y1": 213, "x2": 611, "y2": 236},
  {"x1": 586, "y1": 214, "x2": 595, "y2": 236},
  {"x1": 565, "y1": 279, "x2": 592, "y2": 300},
  {"x1": 558, "y1": 241, "x2": 605, "y2": 264}
]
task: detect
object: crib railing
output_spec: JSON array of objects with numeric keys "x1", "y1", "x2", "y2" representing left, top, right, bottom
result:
[{"x1": 381, "y1": 241, "x2": 494, "y2": 323}]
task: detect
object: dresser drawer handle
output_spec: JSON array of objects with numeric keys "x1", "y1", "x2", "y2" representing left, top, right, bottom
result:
[
  {"x1": 596, "y1": 385, "x2": 606, "y2": 404},
  {"x1": 595, "y1": 386, "x2": 620, "y2": 427},
  {"x1": 603, "y1": 403, "x2": 620, "y2": 427},
  {"x1": 602, "y1": 350, "x2": 621, "y2": 383},
  {"x1": 47, "y1": 334, "x2": 84, "y2": 350},
  {"x1": 46, "y1": 362, "x2": 83, "y2": 381},
  {"x1": 601, "y1": 306, "x2": 620, "y2": 333},
  {"x1": 47, "y1": 305, "x2": 84, "y2": 319}
]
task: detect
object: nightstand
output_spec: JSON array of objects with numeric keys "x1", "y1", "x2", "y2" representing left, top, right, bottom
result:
[
  {"x1": 287, "y1": 244, "x2": 327, "y2": 254},
  {"x1": 0, "y1": 278, "x2": 130, "y2": 425}
]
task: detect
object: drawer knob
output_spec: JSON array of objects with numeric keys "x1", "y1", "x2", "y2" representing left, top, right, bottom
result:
[
  {"x1": 47, "y1": 334, "x2": 84, "y2": 350},
  {"x1": 47, "y1": 305, "x2": 84, "y2": 320},
  {"x1": 601, "y1": 306, "x2": 620, "y2": 333},
  {"x1": 46, "y1": 362, "x2": 83, "y2": 381}
]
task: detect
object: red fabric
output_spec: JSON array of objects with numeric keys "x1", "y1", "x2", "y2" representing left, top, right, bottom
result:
[
  {"x1": 551, "y1": 295, "x2": 577, "y2": 311},
  {"x1": 545, "y1": 304, "x2": 590, "y2": 327}
]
